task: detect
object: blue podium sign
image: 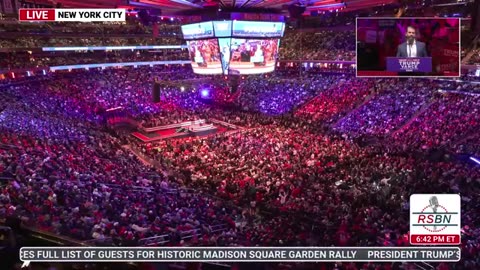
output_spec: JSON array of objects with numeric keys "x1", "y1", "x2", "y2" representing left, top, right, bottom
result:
[{"x1": 386, "y1": 57, "x2": 432, "y2": 73}]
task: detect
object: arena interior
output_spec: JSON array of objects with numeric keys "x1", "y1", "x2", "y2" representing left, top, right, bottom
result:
[{"x1": 0, "y1": 0, "x2": 480, "y2": 269}]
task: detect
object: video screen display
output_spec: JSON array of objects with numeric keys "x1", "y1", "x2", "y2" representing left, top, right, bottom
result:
[
  {"x1": 213, "y1": 21, "x2": 232, "y2": 37},
  {"x1": 186, "y1": 39, "x2": 222, "y2": 75},
  {"x1": 218, "y1": 38, "x2": 231, "y2": 75},
  {"x1": 232, "y1": 21, "x2": 285, "y2": 38},
  {"x1": 356, "y1": 18, "x2": 460, "y2": 77},
  {"x1": 229, "y1": 38, "x2": 279, "y2": 75},
  {"x1": 181, "y1": 22, "x2": 214, "y2": 40}
]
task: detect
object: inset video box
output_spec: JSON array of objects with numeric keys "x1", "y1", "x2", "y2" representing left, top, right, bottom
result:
[{"x1": 356, "y1": 17, "x2": 460, "y2": 77}]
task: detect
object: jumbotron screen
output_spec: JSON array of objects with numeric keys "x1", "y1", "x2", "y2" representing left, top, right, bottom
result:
[
  {"x1": 186, "y1": 39, "x2": 223, "y2": 75},
  {"x1": 181, "y1": 22, "x2": 214, "y2": 39},
  {"x1": 181, "y1": 21, "x2": 285, "y2": 75},
  {"x1": 229, "y1": 38, "x2": 280, "y2": 75}
]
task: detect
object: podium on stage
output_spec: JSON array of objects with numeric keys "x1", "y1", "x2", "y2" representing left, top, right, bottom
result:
[
  {"x1": 250, "y1": 56, "x2": 264, "y2": 63},
  {"x1": 386, "y1": 57, "x2": 432, "y2": 73}
]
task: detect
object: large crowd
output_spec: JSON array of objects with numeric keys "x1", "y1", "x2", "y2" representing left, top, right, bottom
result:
[
  {"x1": 0, "y1": 20, "x2": 182, "y2": 49},
  {"x1": 0, "y1": 36, "x2": 182, "y2": 49},
  {"x1": 280, "y1": 30, "x2": 356, "y2": 61},
  {"x1": 0, "y1": 50, "x2": 189, "y2": 70},
  {"x1": 466, "y1": 49, "x2": 480, "y2": 65},
  {"x1": 0, "y1": 46, "x2": 479, "y2": 270},
  {"x1": 294, "y1": 77, "x2": 373, "y2": 124},
  {"x1": 235, "y1": 73, "x2": 339, "y2": 115},
  {"x1": 392, "y1": 93, "x2": 480, "y2": 151},
  {"x1": 335, "y1": 79, "x2": 433, "y2": 137},
  {"x1": 0, "y1": 68, "x2": 238, "y2": 248},
  {"x1": 0, "y1": 20, "x2": 180, "y2": 36}
]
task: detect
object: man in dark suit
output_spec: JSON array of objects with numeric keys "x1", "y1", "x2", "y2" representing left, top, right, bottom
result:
[{"x1": 396, "y1": 26, "x2": 428, "y2": 57}]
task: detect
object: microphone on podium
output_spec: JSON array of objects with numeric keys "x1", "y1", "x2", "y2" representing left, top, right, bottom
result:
[{"x1": 429, "y1": 196, "x2": 439, "y2": 230}]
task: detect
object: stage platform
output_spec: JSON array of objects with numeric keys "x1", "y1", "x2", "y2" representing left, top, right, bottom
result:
[{"x1": 131, "y1": 119, "x2": 237, "y2": 143}]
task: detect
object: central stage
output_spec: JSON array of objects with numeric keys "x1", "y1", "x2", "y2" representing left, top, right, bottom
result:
[{"x1": 131, "y1": 119, "x2": 237, "y2": 143}]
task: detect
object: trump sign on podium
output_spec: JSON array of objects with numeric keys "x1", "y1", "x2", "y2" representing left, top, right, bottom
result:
[
  {"x1": 386, "y1": 57, "x2": 433, "y2": 73},
  {"x1": 410, "y1": 194, "x2": 461, "y2": 245}
]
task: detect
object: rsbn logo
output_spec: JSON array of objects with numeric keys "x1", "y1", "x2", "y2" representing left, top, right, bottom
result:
[
  {"x1": 410, "y1": 194, "x2": 461, "y2": 245},
  {"x1": 415, "y1": 196, "x2": 458, "y2": 232}
]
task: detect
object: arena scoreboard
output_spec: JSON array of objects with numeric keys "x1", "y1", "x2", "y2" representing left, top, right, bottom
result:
[{"x1": 181, "y1": 21, "x2": 285, "y2": 75}]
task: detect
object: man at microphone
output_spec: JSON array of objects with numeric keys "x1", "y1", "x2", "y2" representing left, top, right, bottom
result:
[
  {"x1": 396, "y1": 26, "x2": 428, "y2": 58},
  {"x1": 396, "y1": 26, "x2": 428, "y2": 76}
]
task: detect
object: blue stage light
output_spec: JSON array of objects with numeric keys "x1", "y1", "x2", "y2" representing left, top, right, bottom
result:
[
  {"x1": 470, "y1": 157, "x2": 480, "y2": 165},
  {"x1": 201, "y1": 89, "x2": 209, "y2": 97}
]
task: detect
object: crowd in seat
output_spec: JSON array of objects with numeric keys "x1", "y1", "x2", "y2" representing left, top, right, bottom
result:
[
  {"x1": 332, "y1": 78, "x2": 480, "y2": 156},
  {"x1": 0, "y1": 67, "x2": 239, "y2": 247},
  {"x1": 455, "y1": 134, "x2": 480, "y2": 157},
  {"x1": 0, "y1": 36, "x2": 182, "y2": 49},
  {"x1": 0, "y1": 129, "x2": 237, "y2": 245},
  {"x1": 402, "y1": 2, "x2": 470, "y2": 18},
  {"x1": 0, "y1": 50, "x2": 189, "y2": 70},
  {"x1": 392, "y1": 93, "x2": 480, "y2": 151},
  {"x1": 437, "y1": 77, "x2": 480, "y2": 93},
  {"x1": 0, "y1": 21, "x2": 180, "y2": 36},
  {"x1": 466, "y1": 49, "x2": 480, "y2": 64},
  {"x1": 460, "y1": 72, "x2": 480, "y2": 84},
  {"x1": 57, "y1": 66, "x2": 200, "y2": 118},
  {"x1": 294, "y1": 78, "x2": 373, "y2": 124},
  {"x1": 236, "y1": 74, "x2": 339, "y2": 115},
  {"x1": 335, "y1": 79, "x2": 433, "y2": 137},
  {"x1": 0, "y1": 91, "x2": 16, "y2": 112},
  {"x1": 0, "y1": 20, "x2": 181, "y2": 50},
  {"x1": 1, "y1": 66, "x2": 201, "y2": 121},
  {"x1": 280, "y1": 30, "x2": 356, "y2": 61},
  {"x1": 0, "y1": 66, "x2": 479, "y2": 269}
]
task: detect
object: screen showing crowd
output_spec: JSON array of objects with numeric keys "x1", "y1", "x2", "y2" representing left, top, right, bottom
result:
[
  {"x1": 185, "y1": 38, "x2": 280, "y2": 75},
  {"x1": 228, "y1": 38, "x2": 279, "y2": 75},
  {"x1": 356, "y1": 18, "x2": 460, "y2": 77},
  {"x1": 232, "y1": 21, "x2": 284, "y2": 38},
  {"x1": 186, "y1": 39, "x2": 222, "y2": 75},
  {"x1": 182, "y1": 21, "x2": 284, "y2": 75},
  {"x1": 181, "y1": 22, "x2": 214, "y2": 40},
  {"x1": 181, "y1": 21, "x2": 285, "y2": 40}
]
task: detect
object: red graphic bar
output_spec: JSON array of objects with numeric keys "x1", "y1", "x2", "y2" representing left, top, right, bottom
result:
[
  {"x1": 411, "y1": 234, "x2": 461, "y2": 245},
  {"x1": 19, "y1": 9, "x2": 55, "y2": 21}
]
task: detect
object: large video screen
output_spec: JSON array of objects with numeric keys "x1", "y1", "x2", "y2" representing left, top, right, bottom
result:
[
  {"x1": 356, "y1": 18, "x2": 460, "y2": 77},
  {"x1": 186, "y1": 39, "x2": 222, "y2": 75},
  {"x1": 181, "y1": 22, "x2": 214, "y2": 40},
  {"x1": 229, "y1": 38, "x2": 279, "y2": 75},
  {"x1": 213, "y1": 21, "x2": 232, "y2": 37},
  {"x1": 232, "y1": 21, "x2": 284, "y2": 38},
  {"x1": 182, "y1": 21, "x2": 284, "y2": 75}
]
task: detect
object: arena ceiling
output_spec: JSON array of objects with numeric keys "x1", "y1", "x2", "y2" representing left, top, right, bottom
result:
[{"x1": 35, "y1": 0, "x2": 397, "y2": 15}]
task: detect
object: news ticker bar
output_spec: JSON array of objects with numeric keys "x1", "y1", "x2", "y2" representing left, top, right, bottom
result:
[
  {"x1": 42, "y1": 45, "x2": 188, "y2": 52},
  {"x1": 49, "y1": 60, "x2": 190, "y2": 71},
  {"x1": 19, "y1": 9, "x2": 125, "y2": 22},
  {"x1": 20, "y1": 247, "x2": 461, "y2": 262}
]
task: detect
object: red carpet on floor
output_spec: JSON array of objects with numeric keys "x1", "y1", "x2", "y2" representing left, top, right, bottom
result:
[
  {"x1": 156, "y1": 128, "x2": 177, "y2": 136},
  {"x1": 132, "y1": 132, "x2": 150, "y2": 141}
]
